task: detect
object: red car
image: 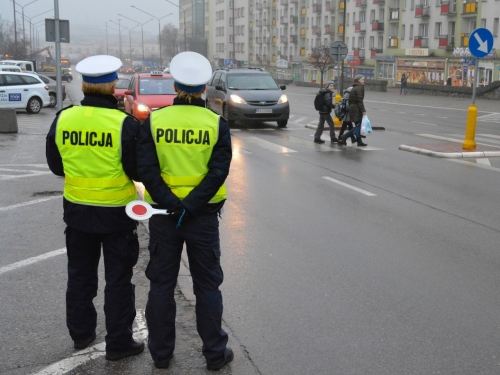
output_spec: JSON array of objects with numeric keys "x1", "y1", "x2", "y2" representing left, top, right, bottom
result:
[
  {"x1": 123, "y1": 71, "x2": 176, "y2": 121},
  {"x1": 113, "y1": 77, "x2": 130, "y2": 108}
]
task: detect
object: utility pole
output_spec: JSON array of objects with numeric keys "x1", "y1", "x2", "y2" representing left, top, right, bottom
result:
[
  {"x1": 340, "y1": 0, "x2": 347, "y2": 92},
  {"x1": 13, "y1": 1, "x2": 17, "y2": 58},
  {"x1": 54, "y1": 0, "x2": 62, "y2": 111}
]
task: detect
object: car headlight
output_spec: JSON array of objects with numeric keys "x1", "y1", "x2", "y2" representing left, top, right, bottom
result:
[
  {"x1": 278, "y1": 94, "x2": 288, "y2": 104},
  {"x1": 230, "y1": 94, "x2": 247, "y2": 104},
  {"x1": 136, "y1": 103, "x2": 150, "y2": 113}
]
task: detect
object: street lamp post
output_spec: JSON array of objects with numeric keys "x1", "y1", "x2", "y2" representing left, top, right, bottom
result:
[
  {"x1": 165, "y1": 0, "x2": 186, "y2": 52},
  {"x1": 11, "y1": 0, "x2": 39, "y2": 58},
  {"x1": 118, "y1": 14, "x2": 154, "y2": 62},
  {"x1": 109, "y1": 19, "x2": 123, "y2": 61},
  {"x1": 106, "y1": 23, "x2": 120, "y2": 57},
  {"x1": 131, "y1": 6, "x2": 172, "y2": 68}
]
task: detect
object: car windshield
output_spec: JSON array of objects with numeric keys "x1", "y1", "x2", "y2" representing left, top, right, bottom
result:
[
  {"x1": 139, "y1": 78, "x2": 176, "y2": 95},
  {"x1": 227, "y1": 74, "x2": 279, "y2": 90},
  {"x1": 116, "y1": 79, "x2": 130, "y2": 89}
]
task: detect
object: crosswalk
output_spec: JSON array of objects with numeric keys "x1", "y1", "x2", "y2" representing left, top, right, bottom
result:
[{"x1": 0, "y1": 164, "x2": 52, "y2": 181}]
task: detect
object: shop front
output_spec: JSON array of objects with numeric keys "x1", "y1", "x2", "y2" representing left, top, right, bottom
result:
[{"x1": 397, "y1": 59, "x2": 445, "y2": 85}]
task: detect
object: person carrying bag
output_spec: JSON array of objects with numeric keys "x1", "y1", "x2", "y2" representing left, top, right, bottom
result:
[{"x1": 338, "y1": 75, "x2": 368, "y2": 147}]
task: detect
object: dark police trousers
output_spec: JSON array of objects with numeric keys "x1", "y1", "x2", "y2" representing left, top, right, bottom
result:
[
  {"x1": 65, "y1": 226, "x2": 139, "y2": 350},
  {"x1": 145, "y1": 212, "x2": 228, "y2": 364}
]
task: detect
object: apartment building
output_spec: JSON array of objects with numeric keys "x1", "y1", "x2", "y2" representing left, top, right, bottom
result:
[{"x1": 210, "y1": 0, "x2": 499, "y2": 85}]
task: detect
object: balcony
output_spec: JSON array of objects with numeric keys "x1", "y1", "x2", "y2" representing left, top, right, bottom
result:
[
  {"x1": 415, "y1": 4, "x2": 430, "y2": 18},
  {"x1": 353, "y1": 48, "x2": 366, "y2": 59},
  {"x1": 272, "y1": 1, "x2": 277, "y2": 8},
  {"x1": 438, "y1": 35, "x2": 449, "y2": 48},
  {"x1": 249, "y1": 22, "x2": 253, "y2": 29},
  {"x1": 290, "y1": 34, "x2": 298, "y2": 43},
  {"x1": 370, "y1": 47, "x2": 383, "y2": 58},
  {"x1": 413, "y1": 36, "x2": 429, "y2": 48},
  {"x1": 256, "y1": 20, "x2": 262, "y2": 28},
  {"x1": 338, "y1": 24, "x2": 344, "y2": 35},
  {"x1": 354, "y1": 21, "x2": 367, "y2": 32},
  {"x1": 389, "y1": 8, "x2": 399, "y2": 21},
  {"x1": 272, "y1": 36, "x2": 277, "y2": 44},
  {"x1": 256, "y1": 54, "x2": 261, "y2": 61},
  {"x1": 373, "y1": 0, "x2": 385, "y2": 3},
  {"x1": 250, "y1": 5, "x2": 254, "y2": 12},
  {"x1": 280, "y1": 16, "x2": 288, "y2": 25},
  {"x1": 263, "y1": 36, "x2": 269, "y2": 44},
  {"x1": 272, "y1": 18, "x2": 277, "y2": 26},
  {"x1": 300, "y1": 28, "x2": 306, "y2": 36},
  {"x1": 249, "y1": 54, "x2": 254, "y2": 61},
  {"x1": 388, "y1": 36, "x2": 398, "y2": 48},
  {"x1": 256, "y1": 2, "x2": 262, "y2": 10},
  {"x1": 280, "y1": 0, "x2": 288, "y2": 5},
  {"x1": 262, "y1": 19, "x2": 268, "y2": 27},
  {"x1": 289, "y1": 0, "x2": 298, "y2": 3},
  {"x1": 440, "y1": 1, "x2": 457, "y2": 15},
  {"x1": 272, "y1": 54, "x2": 276, "y2": 61},
  {"x1": 249, "y1": 38, "x2": 254, "y2": 46},
  {"x1": 262, "y1": 54, "x2": 267, "y2": 62},
  {"x1": 355, "y1": 0, "x2": 367, "y2": 7},
  {"x1": 462, "y1": 1, "x2": 477, "y2": 16},
  {"x1": 325, "y1": 24, "x2": 335, "y2": 36},
  {"x1": 301, "y1": 7, "x2": 307, "y2": 15},
  {"x1": 338, "y1": 1, "x2": 345, "y2": 11},
  {"x1": 290, "y1": 15, "x2": 298, "y2": 24},
  {"x1": 289, "y1": 54, "x2": 293, "y2": 62},
  {"x1": 300, "y1": 48, "x2": 306, "y2": 56},
  {"x1": 255, "y1": 37, "x2": 262, "y2": 44},
  {"x1": 461, "y1": 33, "x2": 469, "y2": 47},
  {"x1": 371, "y1": 20, "x2": 384, "y2": 31},
  {"x1": 325, "y1": 1, "x2": 335, "y2": 12}
]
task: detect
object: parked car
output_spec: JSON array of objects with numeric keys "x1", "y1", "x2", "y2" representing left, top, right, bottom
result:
[
  {"x1": 119, "y1": 65, "x2": 135, "y2": 75},
  {"x1": 37, "y1": 74, "x2": 66, "y2": 107},
  {"x1": 123, "y1": 71, "x2": 176, "y2": 121},
  {"x1": 0, "y1": 71, "x2": 50, "y2": 113},
  {"x1": 0, "y1": 65, "x2": 22, "y2": 72},
  {"x1": 61, "y1": 68, "x2": 73, "y2": 82},
  {"x1": 114, "y1": 76, "x2": 130, "y2": 108},
  {"x1": 205, "y1": 67, "x2": 289, "y2": 127}
]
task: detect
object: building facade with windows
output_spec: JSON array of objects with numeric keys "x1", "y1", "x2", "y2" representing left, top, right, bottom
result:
[{"x1": 207, "y1": 0, "x2": 499, "y2": 86}]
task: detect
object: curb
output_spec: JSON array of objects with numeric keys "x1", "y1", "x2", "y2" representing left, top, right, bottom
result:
[{"x1": 399, "y1": 144, "x2": 500, "y2": 158}]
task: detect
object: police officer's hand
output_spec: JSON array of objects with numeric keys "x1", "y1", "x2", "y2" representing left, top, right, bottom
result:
[{"x1": 169, "y1": 203, "x2": 191, "y2": 226}]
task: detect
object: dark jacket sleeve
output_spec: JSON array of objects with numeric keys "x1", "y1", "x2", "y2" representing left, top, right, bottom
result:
[
  {"x1": 137, "y1": 115, "x2": 182, "y2": 210},
  {"x1": 121, "y1": 116, "x2": 141, "y2": 182},
  {"x1": 181, "y1": 116, "x2": 232, "y2": 215},
  {"x1": 46, "y1": 113, "x2": 64, "y2": 176}
]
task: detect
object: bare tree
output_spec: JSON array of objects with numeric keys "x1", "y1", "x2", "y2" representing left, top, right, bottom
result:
[
  {"x1": 0, "y1": 19, "x2": 29, "y2": 59},
  {"x1": 308, "y1": 45, "x2": 336, "y2": 88},
  {"x1": 160, "y1": 23, "x2": 178, "y2": 63}
]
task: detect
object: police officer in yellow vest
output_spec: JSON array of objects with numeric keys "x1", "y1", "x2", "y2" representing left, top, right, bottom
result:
[
  {"x1": 46, "y1": 55, "x2": 145, "y2": 360},
  {"x1": 137, "y1": 51, "x2": 233, "y2": 370}
]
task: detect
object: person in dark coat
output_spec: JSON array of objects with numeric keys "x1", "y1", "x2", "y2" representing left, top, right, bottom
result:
[
  {"x1": 338, "y1": 75, "x2": 367, "y2": 147},
  {"x1": 46, "y1": 55, "x2": 145, "y2": 360},
  {"x1": 314, "y1": 80, "x2": 338, "y2": 144},
  {"x1": 400, "y1": 73, "x2": 408, "y2": 95},
  {"x1": 337, "y1": 86, "x2": 357, "y2": 144}
]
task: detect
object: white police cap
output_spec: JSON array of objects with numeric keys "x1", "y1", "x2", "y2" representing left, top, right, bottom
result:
[
  {"x1": 76, "y1": 55, "x2": 122, "y2": 83},
  {"x1": 170, "y1": 51, "x2": 212, "y2": 92}
]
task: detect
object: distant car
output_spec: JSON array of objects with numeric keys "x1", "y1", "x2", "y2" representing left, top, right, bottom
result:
[
  {"x1": 205, "y1": 67, "x2": 289, "y2": 127},
  {"x1": 123, "y1": 71, "x2": 176, "y2": 121},
  {"x1": 37, "y1": 74, "x2": 66, "y2": 107},
  {"x1": 114, "y1": 77, "x2": 130, "y2": 108},
  {"x1": 0, "y1": 71, "x2": 50, "y2": 113},
  {"x1": 61, "y1": 68, "x2": 73, "y2": 82},
  {"x1": 0, "y1": 65, "x2": 23, "y2": 72},
  {"x1": 120, "y1": 66, "x2": 135, "y2": 75}
]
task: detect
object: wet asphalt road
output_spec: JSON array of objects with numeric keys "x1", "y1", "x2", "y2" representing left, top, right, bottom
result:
[{"x1": 1, "y1": 76, "x2": 500, "y2": 374}]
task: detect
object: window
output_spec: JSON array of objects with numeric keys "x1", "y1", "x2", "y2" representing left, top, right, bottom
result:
[
  {"x1": 481, "y1": 19, "x2": 486, "y2": 28},
  {"x1": 419, "y1": 23, "x2": 428, "y2": 38},
  {"x1": 4, "y1": 74, "x2": 27, "y2": 85},
  {"x1": 22, "y1": 75, "x2": 42, "y2": 84},
  {"x1": 359, "y1": 37, "x2": 365, "y2": 48},
  {"x1": 435, "y1": 22, "x2": 442, "y2": 38},
  {"x1": 360, "y1": 11, "x2": 366, "y2": 23},
  {"x1": 410, "y1": 24, "x2": 414, "y2": 40},
  {"x1": 379, "y1": 62, "x2": 395, "y2": 79},
  {"x1": 411, "y1": 0, "x2": 414, "y2": 10},
  {"x1": 494, "y1": 18, "x2": 499, "y2": 36},
  {"x1": 402, "y1": 25, "x2": 405, "y2": 40}
]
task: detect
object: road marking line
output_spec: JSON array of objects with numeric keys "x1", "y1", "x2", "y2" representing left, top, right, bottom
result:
[
  {"x1": 476, "y1": 158, "x2": 491, "y2": 166},
  {"x1": 32, "y1": 309, "x2": 148, "y2": 375},
  {"x1": 412, "y1": 121, "x2": 437, "y2": 126},
  {"x1": 0, "y1": 248, "x2": 66, "y2": 276},
  {"x1": 448, "y1": 159, "x2": 500, "y2": 172},
  {"x1": 233, "y1": 147, "x2": 252, "y2": 154},
  {"x1": 478, "y1": 134, "x2": 500, "y2": 139},
  {"x1": 418, "y1": 134, "x2": 500, "y2": 148},
  {"x1": 322, "y1": 176, "x2": 376, "y2": 196},
  {"x1": 290, "y1": 116, "x2": 308, "y2": 124},
  {"x1": 0, "y1": 195, "x2": 61, "y2": 212},
  {"x1": 243, "y1": 136, "x2": 297, "y2": 153}
]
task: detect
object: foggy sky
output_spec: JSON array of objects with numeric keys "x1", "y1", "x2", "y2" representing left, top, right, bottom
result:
[{"x1": 2, "y1": 0, "x2": 180, "y2": 36}]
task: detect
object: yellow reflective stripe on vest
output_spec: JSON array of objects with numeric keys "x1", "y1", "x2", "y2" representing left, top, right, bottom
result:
[
  {"x1": 65, "y1": 174, "x2": 131, "y2": 188},
  {"x1": 66, "y1": 185, "x2": 137, "y2": 202},
  {"x1": 161, "y1": 174, "x2": 203, "y2": 186}
]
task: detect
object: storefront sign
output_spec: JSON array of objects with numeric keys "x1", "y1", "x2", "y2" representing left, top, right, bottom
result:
[
  {"x1": 374, "y1": 55, "x2": 395, "y2": 62},
  {"x1": 276, "y1": 59, "x2": 289, "y2": 68},
  {"x1": 405, "y1": 48, "x2": 429, "y2": 56}
]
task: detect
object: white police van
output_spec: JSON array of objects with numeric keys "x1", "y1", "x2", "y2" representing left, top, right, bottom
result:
[{"x1": 0, "y1": 71, "x2": 51, "y2": 114}]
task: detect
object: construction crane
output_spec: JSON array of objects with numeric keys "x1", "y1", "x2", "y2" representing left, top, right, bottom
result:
[{"x1": 32, "y1": 46, "x2": 53, "y2": 62}]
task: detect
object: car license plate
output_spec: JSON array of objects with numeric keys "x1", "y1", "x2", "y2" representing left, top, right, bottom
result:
[{"x1": 255, "y1": 108, "x2": 272, "y2": 113}]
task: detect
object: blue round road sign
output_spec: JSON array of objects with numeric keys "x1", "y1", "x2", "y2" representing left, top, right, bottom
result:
[{"x1": 469, "y1": 28, "x2": 494, "y2": 58}]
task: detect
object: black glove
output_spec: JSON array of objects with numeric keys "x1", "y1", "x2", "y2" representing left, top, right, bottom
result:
[{"x1": 169, "y1": 203, "x2": 191, "y2": 228}]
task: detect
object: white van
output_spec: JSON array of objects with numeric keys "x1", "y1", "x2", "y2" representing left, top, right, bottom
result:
[
  {"x1": 0, "y1": 71, "x2": 51, "y2": 114},
  {"x1": 0, "y1": 60, "x2": 36, "y2": 73},
  {"x1": 0, "y1": 65, "x2": 23, "y2": 72}
]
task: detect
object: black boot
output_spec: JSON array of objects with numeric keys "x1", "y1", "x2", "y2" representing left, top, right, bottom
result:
[
  {"x1": 314, "y1": 138, "x2": 325, "y2": 144},
  {"x1": 331, "y1": 136, "x2": 338, "y2": 143},
  {"x1": 337, "y1": 135, "x2": 347, "y2": 146},
  {"x1": 357, "y1": 136, "x2": 367, "y2": 147}
]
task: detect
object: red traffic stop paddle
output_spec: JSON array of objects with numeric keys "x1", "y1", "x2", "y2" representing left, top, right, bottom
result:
[{"x1": 125, "y1": 200, "x2": 169, "y2": 221}]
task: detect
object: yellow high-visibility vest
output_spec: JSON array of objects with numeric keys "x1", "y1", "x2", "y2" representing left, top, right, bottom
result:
[
  {"x1": 56, "y1": 106, "x2": 137, "y2": 206},
  {"x1": 144, "y1": 105, "x2": 226, "y2": 204}
]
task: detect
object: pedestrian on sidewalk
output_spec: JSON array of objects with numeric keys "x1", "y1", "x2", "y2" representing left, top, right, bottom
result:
[
  {"x1": 400, "y1": 73, "x2": 408, "y2": 95},
  {"x1": 314, "y1": 80, "x2": 338, "y2": 144},
  {"x1": 136, "y1": 51, "x2": 234, "y2": 371},
  {"x1": 338, "y1": 75, "x2": 368, "y2": 147},
  {"x1": 45, "y1": 55, "x2": 144, "y2": 360},
  {"x1": 337, "y1": 86, "x2": 357, "y2": 144}
]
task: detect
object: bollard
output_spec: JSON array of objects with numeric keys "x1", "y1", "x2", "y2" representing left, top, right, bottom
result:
[
  {"x1": 462, "y1": 104, "x2": 477, "y2": 150},
  {"x1": 0, "y1": 109, "x2": 19, "y2": 133}
]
